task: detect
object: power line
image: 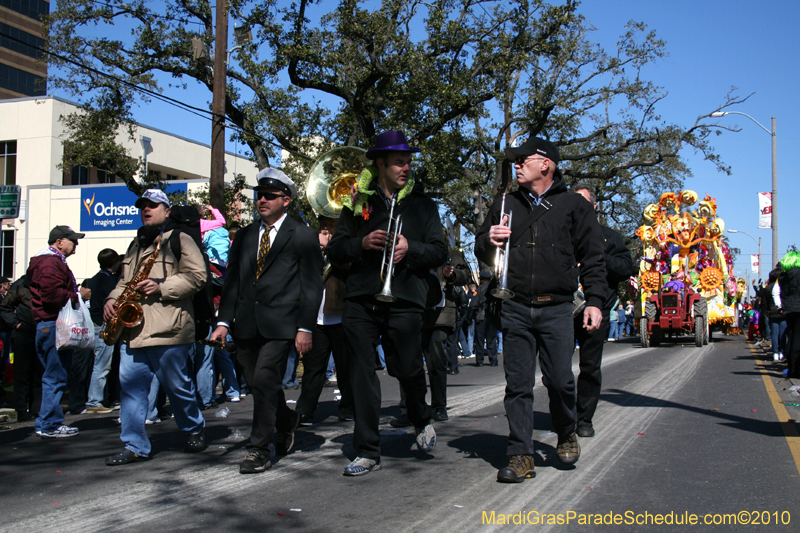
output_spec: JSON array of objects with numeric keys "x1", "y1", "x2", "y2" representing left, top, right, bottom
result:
[{"x1": 0, "y1": 29, "x2": 305, "y2": 159}]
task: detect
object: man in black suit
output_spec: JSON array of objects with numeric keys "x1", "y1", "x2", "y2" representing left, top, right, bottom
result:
[
  {"x1": 211, "y1": 168, "x2": 324, "y2": 474},
  {"x1": 328, "y1": 131, "x2": 447, "y2": 476}
]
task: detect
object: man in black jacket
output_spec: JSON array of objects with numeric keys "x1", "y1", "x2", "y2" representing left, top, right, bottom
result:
[
  {"x1": 572, "y1": 183, "x2": 633, "y2": 438},
  {"x1": 211, "y1": 169, "x2": 324, "y2": 474},
  {"x1": 0, "y1": 276, "x2": 41, "y2": 421},
  {"x1": 328, "y1": 131, "x2": 447, "y2": 476},
  {"x1": 475, "y1": 137, "x2": 607, "y2": 483}
]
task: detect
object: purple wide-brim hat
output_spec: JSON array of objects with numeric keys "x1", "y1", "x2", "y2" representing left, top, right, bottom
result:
[{"x1": 365, "y1": 131, "x2": 421, "y2": 159}]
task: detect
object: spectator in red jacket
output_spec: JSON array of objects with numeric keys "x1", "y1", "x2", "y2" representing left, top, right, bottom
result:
[{"x1": 28, "y1": 225, "x2": 85, "y2": 438}]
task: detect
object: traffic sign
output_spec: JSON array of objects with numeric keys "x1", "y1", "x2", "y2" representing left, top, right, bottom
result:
[{"x1": 0, "y1": 185, "x2": 22, "y2": 218}]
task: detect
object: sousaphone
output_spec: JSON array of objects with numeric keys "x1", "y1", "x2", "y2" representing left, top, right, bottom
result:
[{"x1": 306, "y1": 146, "x2": 370, "y2": 219}]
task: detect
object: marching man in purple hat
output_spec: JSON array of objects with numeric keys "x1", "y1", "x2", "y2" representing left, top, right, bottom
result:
[{"x1": 328, "y1": 131, "x2": 447, "y2": 475}]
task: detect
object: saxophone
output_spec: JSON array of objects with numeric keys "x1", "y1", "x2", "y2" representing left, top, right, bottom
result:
[{"x1": 100, "y1": 234, "x2": 164, "y2": 346}]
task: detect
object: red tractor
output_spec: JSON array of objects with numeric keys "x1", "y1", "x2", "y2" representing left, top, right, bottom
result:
[{"x1": 640, "y1": 285, "x2": 709, "y2": 347}]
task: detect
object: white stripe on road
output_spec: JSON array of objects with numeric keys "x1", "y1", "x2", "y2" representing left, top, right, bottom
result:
[{"x1": 1, "y1": 344, "x2": 657, "y2": 532}]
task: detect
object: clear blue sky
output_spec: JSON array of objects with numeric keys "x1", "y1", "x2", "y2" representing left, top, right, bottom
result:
[{"x1": 52, "y1": 0, "x2": 800, "y2": 280}]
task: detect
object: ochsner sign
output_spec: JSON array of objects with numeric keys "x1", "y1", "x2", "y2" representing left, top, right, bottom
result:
[{"x1": 80, "y1": 184, "x2": 187, "y2": 232}]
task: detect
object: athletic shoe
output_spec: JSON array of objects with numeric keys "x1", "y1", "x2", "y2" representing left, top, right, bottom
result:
[
  {"x1": 577, "y1": 424, "x2": 595, "y2": 438},
  {"x1": 145, "y1": 417, "x2": 161, "y2": 425},
  {"x1": 229, "y1": 396, "x2": 241, "y2": 403},
  {"x1": 415, "y1": 424, "x2": 436, "y2": 452},
  {"x1": 299, "y1": 414, "x2": 314, "y2": 427},
  {"x1": 86, "y1": 405, "x2": 114, "y2": 414},
  {"x1": 338, "y1": 413, "x2": 354, "y2": 422},
  {"x1": 497, "y1": 454, "x2": 536, "y2": 483},
  {"x1": 36, "y1": 425, "x2": 79, "y2": 438},
  {"x1": 240, "y1": 450, "x2": 271, "y2": 474},
  {"x1": 343, "y1": 456, "x2": 381, "y2": 476},
  {"x1": 556, "y1": 432, "x2": 580, "y2": 465}
]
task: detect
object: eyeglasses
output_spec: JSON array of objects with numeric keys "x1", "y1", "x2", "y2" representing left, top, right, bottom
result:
[
  {"x1": 257, "y1": 191, "x2": 287, "y2": 201},
  {"x1": 515, "y1": 156, "x2": 548, "y2": 166}
]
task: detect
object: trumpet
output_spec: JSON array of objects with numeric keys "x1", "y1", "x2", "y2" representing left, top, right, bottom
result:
[
  {"x1": 375, "y1": 194, "x2": 403, "y2": 303},
  {"x1": 491, "y1": 194, "x2": 515, "y2": 300}
]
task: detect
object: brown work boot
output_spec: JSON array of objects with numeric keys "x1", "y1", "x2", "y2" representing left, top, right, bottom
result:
[
  {"x1": 497, "y1": 454, "x2": 536, "y2": 483},
  {"x1": 556, "y1": 432, "x2": 580, "y2": 465}
]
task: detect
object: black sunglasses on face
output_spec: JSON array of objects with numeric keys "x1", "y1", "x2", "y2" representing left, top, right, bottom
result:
[{"x1": 257, "y1": 191, "x2": 287, "y2": 201}]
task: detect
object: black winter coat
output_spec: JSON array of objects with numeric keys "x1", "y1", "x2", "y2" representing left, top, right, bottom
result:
[
  {"x1": 475, "y1": 175, "x2": 608, "y2": 310},
  {"x1": 779, "y1": 268, "x2": 800, "y2": 314}
]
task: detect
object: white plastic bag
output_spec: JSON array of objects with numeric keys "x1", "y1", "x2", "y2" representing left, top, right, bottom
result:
[{"x1": 55, "y1": 301, "x2": 95, "y2": 350}]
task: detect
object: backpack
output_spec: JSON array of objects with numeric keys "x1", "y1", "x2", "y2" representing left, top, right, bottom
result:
[{"x1": 165, "y1": 205, "x2": 215, "y2": 341}]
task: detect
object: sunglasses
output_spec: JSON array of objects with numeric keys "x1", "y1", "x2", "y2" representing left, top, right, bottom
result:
[{"x1": 257, "y1": 191, "x2": 287, "y2": 201}]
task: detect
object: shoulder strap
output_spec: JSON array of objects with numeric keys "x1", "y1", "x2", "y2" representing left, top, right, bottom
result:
[{"x1": 509, "y1": 192, "x2": 566, "y2": 247}]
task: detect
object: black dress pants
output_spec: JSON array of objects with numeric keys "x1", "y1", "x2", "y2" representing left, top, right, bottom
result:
[
  {"x1": 342, "y1": 299, "x2": 431, "y2": 460},
  {"x1": 574, "y1": 310, "x2": 610, "y2": 428},
  {"x1": 445, "y1": 329, "x2": 460, "y2": 371},
  {"x1": 785, "y1": 312, "x2": 800, "y2": 378},
  {"x1": 236, "y1": 336, "x2": 295, "y2": 452},
  {"x1": 500, "y1": 300, "x2": 576, "y2": 456},
  {"x1": 422, "y1": 327, "x2": 449, "y2": 409},
  {"x1": 297, "y1": 323, "x2": 353, "y2": 419},
  {"x1": 12, "y1": 328, "x2": 42, "y2": 418},
  {"x1": 474, "y1": 318, "x2": 498, "y2": 365}
]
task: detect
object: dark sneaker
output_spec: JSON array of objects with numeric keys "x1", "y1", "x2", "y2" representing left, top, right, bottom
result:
[
  {"x1": 184, "y1": 430, "x2": 206, "y2": 453},
  {"x1": 299, "y1": 414, "x2": 314, "y2": 427},
  {"x1": 433, "y1": 408, "x2": 449, "y2": 422},
  {"x1": 106, "y1": 448, "x2": 149, "y2": 466},
  {"x1": 497, "y1": 454, "x2": 536, "y2": 483},
  {"x1": 556, "y1": 432, "x2": 580, "y2": 465},
  {"x1": 240, "y1": 450, "x2": 271, "y2": 474},
  {"x1": 577, "y1": 424, "x2": 595, "y2": 438},
  {"x1": 389, "y1": 413, "x2": 413, "y2": 428},
  {"x1": 338, "y1": 412, "x2": 354, "y2": 422},
  {"x1": 415, "y1": 424, "x2": 436, "y2": 452},
  {"x1": 447, "y1": 368, "x2": 459, "y2": 375},
  {"x1": 275, "y1": 411, "x2": 301, "y2": 455},
  {"x1": 343, "y1": 456, "x2": 381, "y2": 476},
  {"x1": 36, "y1": 425, "x2": 79, "y2": 438}
]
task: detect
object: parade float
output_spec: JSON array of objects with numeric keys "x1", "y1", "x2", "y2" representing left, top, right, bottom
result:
[{"x1": 634, "y1": 190, "x2": 744, "y2": 347}]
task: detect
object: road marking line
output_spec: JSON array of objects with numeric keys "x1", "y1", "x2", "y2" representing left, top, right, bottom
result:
[{"x1": 750, "y1": 344, "x2": 800, "y2": 477}]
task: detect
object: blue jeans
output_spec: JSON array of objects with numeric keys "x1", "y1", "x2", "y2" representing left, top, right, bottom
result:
[
  {"x1": 212, "y1": 335, "x2": 240, "y2": 400},
  {"x1": 191, "y1": 340, "x2": 215, "y2": 408},
  {"x1": 326, "y1": 353, "x2": 335, "y2": 380},
  {"x1": 119, "y1": 343, "x2": 204, "y2": 456},
  {"x1": 35, "y1": 321, "x2": 72, "y2": 432},
  {"x1": 87, "y1": 327, "x2": 114, "y2": 407},
  {"x1": 771, "y1": 318, "x2": 788, "y2": 355},
  {"x1": 458, "y1": 323, "x2": 473, "y2": 357},
  {"x1": 609, "y1": 321, "x2": 618, "y2": 339},
  {"x1": 616, "y1": 320, "x2": 625, "y2": 339}
]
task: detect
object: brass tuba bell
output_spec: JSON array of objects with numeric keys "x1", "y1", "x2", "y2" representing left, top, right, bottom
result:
[{"x1": 306, "y1": 146, "x2": 370, "y2": 219}]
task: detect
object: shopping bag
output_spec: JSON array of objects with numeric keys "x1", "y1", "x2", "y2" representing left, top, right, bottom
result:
[{"x1": 55, "y1": 301, "x2": 95, "y2": 350}]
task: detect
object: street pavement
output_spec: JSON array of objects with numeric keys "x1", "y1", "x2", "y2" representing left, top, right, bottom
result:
[{"x1": 1, "y1": 334, "x2": 798, "y2": 532}]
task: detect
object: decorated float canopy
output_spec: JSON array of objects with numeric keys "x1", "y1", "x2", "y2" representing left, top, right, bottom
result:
[{"x1": 634, "y1": 190, "x2": 743, "y2": 327}]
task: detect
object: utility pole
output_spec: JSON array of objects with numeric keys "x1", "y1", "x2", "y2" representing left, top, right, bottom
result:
[
  {"x1": 210, "y1": 0, "x2": 228, "y2": 215},
  {"x1": 771, "y1": 116, "x2": 778, "y2": 269}
]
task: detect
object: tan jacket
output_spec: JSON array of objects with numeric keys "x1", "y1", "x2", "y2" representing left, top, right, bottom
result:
[{"x1": 108, "y1": 229, "x2": 207, "y2": 348}]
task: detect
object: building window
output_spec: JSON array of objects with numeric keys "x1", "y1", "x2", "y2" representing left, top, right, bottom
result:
[
  {"x1": 0, "y1": 141, "x2": 16, "y2": 186},
  {"x1": 71, "y1": 165, "x2": 88, "y2": 185},
  {"x1": 0, "y1": 63, "x2": 46, "y2": 96},
  {"x1": 166, "y1": 173, "x2": 179, "y2": 181},
  {"x1": 0, "y1": 229, "x2": 14, "y2": 279},
  {"x1": 96, "y1": 169, "x2": 115, "y2": 183},
  {"x1": 0, "y1": 0, "x2": 50, "y2": 21},
  {"x1": 0, "y1": 22, "x2": 45, "y2": 60}
]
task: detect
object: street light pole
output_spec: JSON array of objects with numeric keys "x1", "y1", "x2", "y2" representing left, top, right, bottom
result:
[
  {"x1": 711, "y1": 111, "x2": 777, "y2": 268},
  {"x1": 728, "y1": 229, "x2": 761, "y2": 282}
]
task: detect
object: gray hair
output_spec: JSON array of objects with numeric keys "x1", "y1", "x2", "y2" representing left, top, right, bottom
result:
[{"x1": 572, "y1": 183, "x2": 596, "y2": 204}]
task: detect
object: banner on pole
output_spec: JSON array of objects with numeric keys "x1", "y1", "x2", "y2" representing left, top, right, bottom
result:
[
  {"x1": 751, "y1": 254, "x2": 760, "y2": 275},
  {"x1": 758, "y1": 192, "x2": 772, "y2": 229}
]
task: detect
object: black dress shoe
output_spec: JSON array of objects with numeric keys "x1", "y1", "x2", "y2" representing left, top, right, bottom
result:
[
  {"x1": 577, "y1": 424, "x2": 595, "y2": 438},
  {"x1": 476, "y1": 362, "x2": 484, "y2": 367},
  {"x1": 433, "y1": 408, "x2": 449, "y2": 422},
  {"x1": 389, "y1": 413, "x2": 413, "y2": 428},
  {"x1": 184, "y1": 430, "x2": 206, "y2": 453},
  {"x1": 489, "y1": 360, "x2": 498, "y2": 367},
  {"x1": 447, "y1": 368, "x2": 460, "y2": 375},
  {"x1": 106, "y1": 448, "x2": 149, "y2": 466},
  {"x1": 338, "y1": 413, "x2": 354, "y2": 422}
]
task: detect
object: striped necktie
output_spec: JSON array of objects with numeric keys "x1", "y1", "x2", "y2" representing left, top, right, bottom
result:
[{"x1": 257, "y1": 224, "x2": 274, "y2": 277}]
